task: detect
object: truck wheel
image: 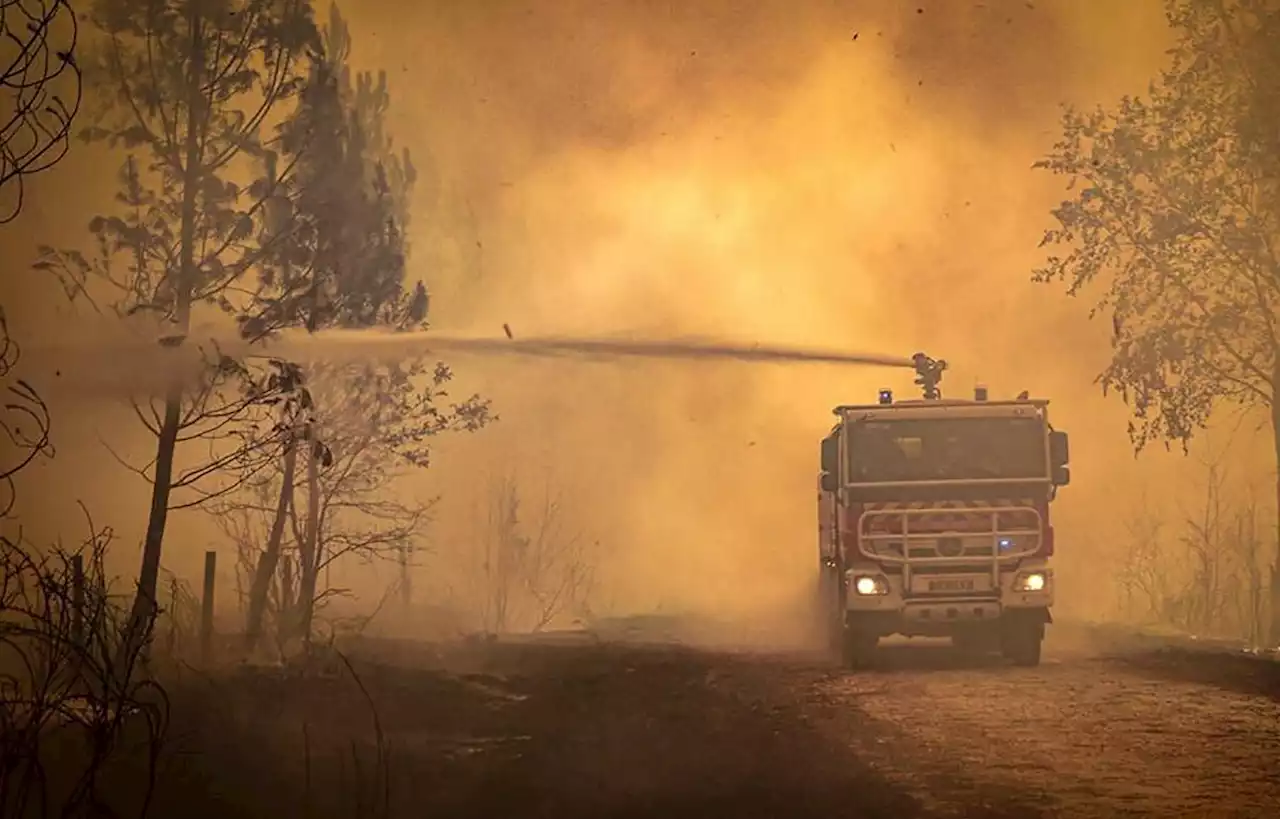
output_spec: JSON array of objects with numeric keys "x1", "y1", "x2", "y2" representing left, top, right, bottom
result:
[
  {"x1": 1001, "y1": 619, "x2": 1044, "y2": 667},
  {"x1": 816, "y1": 574, "x2": 844, "y2": 655},
  {"x1": 827, "y1": 612, "x2": 844, "y2": 655},
  {"x1": 842, "y1": 629, "x2": 878, "y2": 670}
]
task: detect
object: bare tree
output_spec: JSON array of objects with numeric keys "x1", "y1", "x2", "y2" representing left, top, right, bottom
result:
[
  {"x1": 1117, "y1": 490, "x2": 1174, "y2": 624},
  {"x1": 292, "y1": 360, "x2": 487, "y2": 641},
  {"x1": 1225, "y1": 492, "x2": 1269, "y2": 647},
  {"x1": 1171, "y1": 439, "x2": 1275, "y2": 641},
  {"x1": 1115, "y1": 444, "x2": 1274, "y2": 644},
  {"x1": 211, "y1": 358, "x2": 489, "y2": 653},
  {"x1": 1178, "y1": 456, "x2": 1232, "y2": 634},
  {"x1": 476, "y1": 473, "x2": 597, "y2": 635},
  {"x1": 0, "y1": 506, "x2": 168, "y2": 819},
  {"x1": 0, "y1": 0, "x2": 82, "y2": 224},
  {"x1": 216, "y1": 361, "x2": 308, "y2": 653}
]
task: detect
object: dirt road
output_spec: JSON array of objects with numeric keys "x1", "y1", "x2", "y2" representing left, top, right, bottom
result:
[
  {"x1": 152, "y1": 627, "x2": 1280, "y2": 819},
  {"x1": 805, "y1": 637, "x2": 1280, "y2": 817}
]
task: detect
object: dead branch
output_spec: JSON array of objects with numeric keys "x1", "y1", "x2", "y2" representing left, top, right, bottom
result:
[
  {"x1": 1117, "y1": 488, "x2": 1173, "y2": 622},
  {"x1": 0, "y1": 311, "x2": 53, "y2": 520},
  {"x1": 0, "y1": 0, "x2": 83, "y2": 224},
  {"x1": 334, "y1": 651, "x2": 390, "y2": 819},
  {"x1": 0, "y1": 507, "x2": 168, "y2": 819},
  {"x1": 476, "y1": 471, "x2": 598, "y2": 634},
  {"x1": 1117, "y1": 443, "x2": 1274, "y2": 643}
]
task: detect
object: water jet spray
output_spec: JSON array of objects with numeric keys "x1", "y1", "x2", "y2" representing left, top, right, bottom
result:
[
  {"x1": 265, "y1": 328, "x2": 923, "y2": 372},
  {"x1": 20, "y1": 323, "x2": 943, "y2": 403}
]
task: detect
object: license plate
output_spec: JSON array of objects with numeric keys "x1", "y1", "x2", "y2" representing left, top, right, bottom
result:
[
  {"x1": 929, "y1": 579, "x2": 975, "y2": 592},
  {"x1": 911, "y1": 574, "x2": 989, "y2": 594}
]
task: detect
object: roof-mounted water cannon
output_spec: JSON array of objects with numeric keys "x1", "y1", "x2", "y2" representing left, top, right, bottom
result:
[{"x1": 911, "y1": 352, "x2": 946, "y2": 400}]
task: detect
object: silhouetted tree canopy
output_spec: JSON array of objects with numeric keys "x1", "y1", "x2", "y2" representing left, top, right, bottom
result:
[
  {"x1": 244, "y1": 2, "x2": 427, "y2": 337},
  {"x1": 222, "y1": 5, "x2": 491, "y2": 647},
  {"x1": 33, "y1": 0, "x2": 320, "y2": 653},
  {"x1": 1035, "y1": 0, "x2": 1280, "y2": 453},
  {"x1": 1035, "y1": 0, "x2": 1280, "y2": 643}
]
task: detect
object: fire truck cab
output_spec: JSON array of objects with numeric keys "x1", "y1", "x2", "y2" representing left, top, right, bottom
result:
[{"x1": 816, "y1": 354, "x2": 1071, "y2": 669}]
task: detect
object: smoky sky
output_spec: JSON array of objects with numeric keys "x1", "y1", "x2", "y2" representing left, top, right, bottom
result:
[
  {"x1": 355, "y1": 0, "x2": 1080, "y2": 141},
  {"x1": 331, "y1": 0, "x2": 1166, "y2": 339},
  {"x1": 4, "y1": 0, "x2": 1215, "y2": 624}
]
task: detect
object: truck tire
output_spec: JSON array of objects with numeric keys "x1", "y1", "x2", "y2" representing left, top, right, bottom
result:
[
  {"x1": 1001, "y1": 618, "x2": 1044, "y2": 667},
  {"x1": 815, "y1": 572, "x2": 844, "y2": 655},
  {"x1": 827, "y1": 612, "x2": 844, "y2": 655},
  {"x1": 842, "y1": 629, "x2": 878, "y2": 670}
]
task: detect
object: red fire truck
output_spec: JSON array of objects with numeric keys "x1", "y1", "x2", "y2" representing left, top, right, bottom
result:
[{"x1": 816, "y1": 353, "x2": 1071, "y2": 668}]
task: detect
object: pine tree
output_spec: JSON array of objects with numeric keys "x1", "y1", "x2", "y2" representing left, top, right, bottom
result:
[{"x1": 37, "y1": 0, "x2": 318, "y2": 659}]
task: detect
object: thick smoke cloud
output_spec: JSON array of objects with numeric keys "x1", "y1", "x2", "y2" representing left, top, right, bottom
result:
[
  {"x1": 8, "y1": 1, "x2": 1224, "y2": 633},
  {"x1": 326, "y1": 0, "x2": 1180, "y2": 624}
]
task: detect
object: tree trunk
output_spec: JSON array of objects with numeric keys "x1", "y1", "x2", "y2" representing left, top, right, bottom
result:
[
  {"x1": 121, "y1": 389, "x2": 182, "y2": 668},
  {"x1": 493, "y1": 484, "x2": 516, "y2": 634},
  {"x1": 399, "y1": 543, "x2": 411, "y2": 612},
  {"x1": 120, "y1": 4, "x2": 205, "y2": 671},
  {"x1": 296, "y1": 435, "x2": 321, "y2": 644},
  {"x1": 245, "y1": 438, "x2": 297, "y2": 651},
  {"x1": 279, "y1": 554, "x2": 294, "y2": 643},
  {"x1": 1269, "y1": 387, "x2": 1280, "y2": 649}
]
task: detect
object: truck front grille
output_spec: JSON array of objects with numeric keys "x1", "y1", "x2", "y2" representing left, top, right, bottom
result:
[{"x1": 858, "y1": 504, "x2": 1043, "y2": 564}]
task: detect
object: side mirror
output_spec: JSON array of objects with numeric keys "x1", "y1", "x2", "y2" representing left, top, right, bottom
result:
[
  {"x1": 1049, "y1": 430, "x2": 1069, "y2": 469},
  {"x1": 1052, "y1": 465, "x2": 1071, "y2": 487},
  {"x1": 820, "y1": 471, "x2": 839, "y2": 493},
  {"x1": 820, "y1": 435, "x2": 839, "y2": 475}
]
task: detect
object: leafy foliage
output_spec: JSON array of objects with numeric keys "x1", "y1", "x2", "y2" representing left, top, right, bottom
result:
[
  {"x1": 24, "y1": 0, "x2": 490, "y2": 653},
  {"x1": 1034, "y1": 0, "x2": 1280, "y2": 452},
  {"x1": 26, "y1": 1, "x2": 325, "y2": 654},
  {"x1": 28, "y1": 1, "x2": 324, "y2": 507},
  {"x1": 40, "y1": 0, "x2": 317, "y2": 323},
  {"x1": 240, "y1": 3, "x2": 425, "y2": 339},
  {"x1": 201, "y1": 5, "x2": 492, "y2": 647},
  {"x1": 319, "y1": 359, "x2": 491, "y2": 470}
]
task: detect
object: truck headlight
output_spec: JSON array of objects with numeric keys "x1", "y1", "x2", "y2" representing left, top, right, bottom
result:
[
  {"x1": 1014, "y1": 571, "x2": 1047, "y2": 592},
  {"x1": 850, "y1": 574, "x2": 890, "y2": 596}
]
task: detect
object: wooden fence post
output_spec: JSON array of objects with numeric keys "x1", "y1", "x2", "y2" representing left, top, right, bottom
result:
[{"x1": 201, "y1": 551, "x2": 217, "y2": 664}]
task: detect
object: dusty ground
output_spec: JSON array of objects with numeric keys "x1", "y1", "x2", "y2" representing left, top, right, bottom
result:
[
  {"x1": 804, "y1": 634, "x2": 1280, "y2": 818},
  {"x1": 52, "y1": 622, "x2": 1280, "y2": 819}
]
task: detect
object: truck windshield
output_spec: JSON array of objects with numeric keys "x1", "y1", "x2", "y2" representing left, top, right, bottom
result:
[{"x1": 846, "y1": 417, "x2": 1047, "y2": 483}]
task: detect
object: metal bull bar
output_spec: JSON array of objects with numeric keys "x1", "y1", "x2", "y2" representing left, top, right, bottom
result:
[{"x1": 857, "y1": 504, "x2": 1044, "y2": 594}]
